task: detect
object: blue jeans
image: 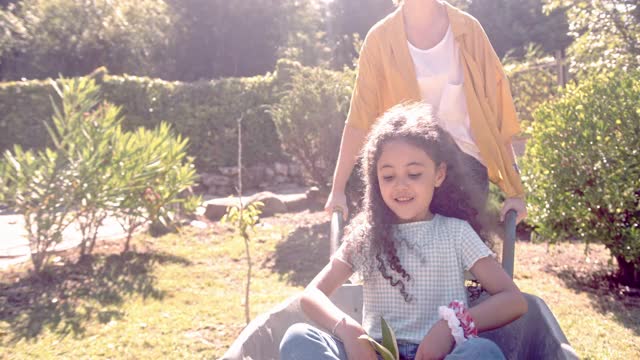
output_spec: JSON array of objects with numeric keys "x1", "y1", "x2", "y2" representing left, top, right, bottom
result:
[{"x1": 280, "y1": 323, "x2": 505, "y2": 360}]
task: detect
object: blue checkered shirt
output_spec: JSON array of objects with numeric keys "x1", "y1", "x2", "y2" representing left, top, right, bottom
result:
[{"x1": 333, "y1": 214, "x2": 494, "y2": 344}]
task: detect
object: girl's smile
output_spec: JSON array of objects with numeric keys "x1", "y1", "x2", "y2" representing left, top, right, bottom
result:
[{"x1": 376, "y1": 139, "x2": 446, "y2": 223}]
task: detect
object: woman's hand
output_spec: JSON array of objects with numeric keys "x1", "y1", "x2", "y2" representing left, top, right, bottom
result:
[
  {"x1": 416, "y1": 320, "x2": 454, "y2": 360},
  {"x1": 500, "y1": 197, "x2": 527, "y2": 224},
  {"x1": 324, "y1": 189, "x2": 349, "y2": 220}
]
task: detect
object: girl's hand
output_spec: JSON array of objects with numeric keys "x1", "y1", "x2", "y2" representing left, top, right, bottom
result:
[
  {"x1": 500, "y1": 197, "x2": 527, "y2": 224},
  {"x1": 343, "y1": 337, "x2": 378, "y2": 360},
  {"x1": 324, "y1": 189, "x2": 349, "y2": 220},
  {"x1": 416, "y1": 320, "x2": 454, "y2": 360},
  {"x1": 339, "y1": 321, "x2": 377, "y2": 360}
]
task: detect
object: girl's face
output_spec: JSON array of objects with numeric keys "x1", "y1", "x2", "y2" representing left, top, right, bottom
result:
[{"x1": 376, "y1": 139, "x2": 446, "y2": 223}]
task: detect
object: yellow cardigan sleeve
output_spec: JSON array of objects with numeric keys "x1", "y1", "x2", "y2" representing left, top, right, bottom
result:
[
  {"x1": 345, "y1": 32, "x2": 381, "y2": 131},
  {"x1": 496, "y1": 64, "x2": 521, "y2": 142}
]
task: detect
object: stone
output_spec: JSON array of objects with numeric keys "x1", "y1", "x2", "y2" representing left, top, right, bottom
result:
[
  {"x1": 282, "y1": 193, "x2": 313, "y2": 212},
  {"x1": 288, "y1": 163, "x2": 303, "y2": 177},
  {"x1": 247, "y1": 192, "x2": 287, "y2": 217},
  {"x1": 274, "y1": 162, "x2": 288, "y2": 176},
  {"x1": 264, "y1": 167, "x2": 275, "y2": 179},
  {"x1": 273, "y1": 175, "x2": 287, "y2": 184},
  {"x1": 306, "y1": 186, "x2": 329, "y2": 207},
  {"x1": 243, "y1": 166, "x2": 265, "y2": 189},
  {"x1": 201, "y1": 173, "x2": 231, "y2": 188},
  {"x1": 219, "y1": 166, "x2": 239, "y2": 176},
  {"x1": 203, "y1": 197, "x2": 238, "y2": 221}
]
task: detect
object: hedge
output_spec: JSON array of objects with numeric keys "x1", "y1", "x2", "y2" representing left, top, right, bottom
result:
[{"x1": 0, "y1": 68, "x2": 284, "y2": 172}]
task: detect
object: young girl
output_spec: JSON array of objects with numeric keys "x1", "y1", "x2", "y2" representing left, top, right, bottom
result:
[
  {"x1": 325, "y1": 0, "x2": 527, "y2": 225},
  {"x1": 280, "y1": 103, "x2": 527, "y2": 360}
]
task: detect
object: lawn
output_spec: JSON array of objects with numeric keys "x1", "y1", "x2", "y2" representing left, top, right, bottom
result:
[{"x1": 1, "y1": 210, "x2": 638, "y2": 359}]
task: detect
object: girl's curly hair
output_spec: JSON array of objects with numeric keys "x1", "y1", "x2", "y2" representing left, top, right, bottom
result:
[{"x1": 344, "y1": 102, "x2": 493, "y2": 302}]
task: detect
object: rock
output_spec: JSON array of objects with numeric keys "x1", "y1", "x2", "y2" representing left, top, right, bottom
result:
[
  {"x1": 306, "y1": 186, "x2": 329, "y2": 207},
  {"x1": 288, "y1": 163, "x2": 303, "y2": 177},
  {"x1": 273, "y1": 175, "x2": 287, "y2": 184},
  {"x1": 202, "y1": 173, "x2": 231, "y2": 188},
  {"x1": 243, "y1": 166, "x2": 265, "y2": 189},
  {"x1": 214, "y1": 185, "x2": 235, "y2": 197},
  {"x1": 203, "y1": 197, "x2": 238, "y2": 221},
  {"x1": 264, "y1": 167, "x2": 275, "y2": 179},
  {"x1": 219, "y1": 166, "x2": 239, "y2": 176},
  {"x1": 247, "y1": 192, "x2": 287, "y2": 217},
  {"x1": 191, "y1": 182, "x2": 208, "y2": 195},
  {"x1": 283, "y1": 193, "x2": 313, "y2": 212},
  {"x1": 274, "y1": 162, "x2": 288, "y2": 176}
]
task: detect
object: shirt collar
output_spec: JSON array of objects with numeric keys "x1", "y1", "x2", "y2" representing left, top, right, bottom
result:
[{"x1": 385, "y1": 2, "x2": 469, "y2": 102}]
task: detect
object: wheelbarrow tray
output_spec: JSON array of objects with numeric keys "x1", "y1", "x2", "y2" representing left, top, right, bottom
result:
[{"x1": 222, "y1": 284, "x2": 578, "y2": 360}]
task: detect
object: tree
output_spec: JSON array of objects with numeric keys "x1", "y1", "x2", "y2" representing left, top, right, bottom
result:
[
  {"x1": 0, "y1": 0, "x2": 174, "y2": 81},
  {"x1": 326, "y1": 0, "x2": 395, "y2": 68},
  {"x1": 544, "y1": 0, "x2": 640, "y2": 77},
  {"x1": 164, "y1": 0, "x2": 318, "y2": 80},
  {"x1": 468, "y1": 0, "x2": 571, "y2": 58}
]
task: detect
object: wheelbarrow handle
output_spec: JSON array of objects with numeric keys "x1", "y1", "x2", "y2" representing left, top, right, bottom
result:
[
  {"x1": 330, "y1": 209, "x2": 344, "y2": 256},
  {"x1": 502, "y1": 209, "x2": 518, "y2": 278}
]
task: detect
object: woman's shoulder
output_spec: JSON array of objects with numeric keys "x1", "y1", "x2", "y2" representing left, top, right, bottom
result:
[
  {"x1": 362, "y1": 6, "x2": 401, "y2": 46},
  {"x1": 444, "y1": 2, "x2": 483, "y2": 31}
]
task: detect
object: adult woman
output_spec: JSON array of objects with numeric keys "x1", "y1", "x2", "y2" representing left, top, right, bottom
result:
[{"x1": 325, "y1": 0, "x2": 527, "y2": 224}]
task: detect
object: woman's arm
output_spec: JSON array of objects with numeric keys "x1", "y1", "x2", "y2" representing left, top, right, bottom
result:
[
  {"x1": 500, "y1": 138, "x2": 528, "y2": 223},
  {"x1": 325, "y1": 125, "x2": 368, "y2": 219},
  {"x1": 468, "y1": 256, "x2": 528, "y2": 330}
]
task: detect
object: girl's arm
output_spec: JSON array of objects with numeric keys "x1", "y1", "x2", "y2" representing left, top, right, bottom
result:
[
  {"x1": 300, "y1": 257, "x2": 364, "y2": 338},
  {"x1": 300, "y1": 258, "x2": 376, "y2": 359},
  {"x1": 415, "y1": 257, "x2": 527, "y2": 360},
  {"x1": 468, "y1": 256, "x2": 528, "y2": 330}
]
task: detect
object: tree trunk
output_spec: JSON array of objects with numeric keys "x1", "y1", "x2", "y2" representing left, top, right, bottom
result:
[{"x1": 616, "y1": 255, "x2": 640, "y2": 287}]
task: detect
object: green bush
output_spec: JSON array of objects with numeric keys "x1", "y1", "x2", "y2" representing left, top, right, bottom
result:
[
  {"x1": 504, "y1": 45, "x2": 560, "y2": 124},
  {"x1": 114, "y1": 122, "x2": 200, "y2": 250},
  {"x1": 522, "y1": 70, "x2": 640, "y2": 285},
  {"x1": 3, "y1": 144, "x2": 79, "y2": 272},
  {"x1": 1, "y1": 77, "x2": 200, "y2": 271},
  {"x1": 269, "y1": 59, "x2": 355, "y2": 188},
  {"x1": 0, "y1": 70, "x2": 283, "y2": 172},
  {"x1": 45, "y1": 78, "x2": 124, "y2": 257}
]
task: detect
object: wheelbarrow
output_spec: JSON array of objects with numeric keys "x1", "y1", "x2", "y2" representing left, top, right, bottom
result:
[{"x1": 222, "y1": 210, "x2": 579, "y2": 359}]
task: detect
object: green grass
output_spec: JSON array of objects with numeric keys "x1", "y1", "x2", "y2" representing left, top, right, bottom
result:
[{"x1": 1, "y1": 211, "x2": 638, "y2": 359}]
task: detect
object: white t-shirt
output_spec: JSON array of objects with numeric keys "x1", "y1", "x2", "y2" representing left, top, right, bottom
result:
[
  {"x1": 407, "y1": 25, "x2": 482, "y2": 163},
  {"x1": 333, "y1": 215, "x2": 494, "y2": 344}
]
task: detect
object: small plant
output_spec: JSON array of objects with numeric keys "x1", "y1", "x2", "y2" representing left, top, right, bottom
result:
[
  {"x1": 220, "y1": 115, "x2": 263, "y2": 325},
  {"x1": 358, "y1": 317, "x2": 399, "y2": 360}
]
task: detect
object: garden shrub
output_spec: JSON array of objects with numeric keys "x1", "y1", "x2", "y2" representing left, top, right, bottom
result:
[
  {"x1": 0, "y1": 69, "x2": 283, "y2": 172},
  {"x1": 269, "y1": 59, "x2": 355, "y2": 188},
  {"x1": 1, "y1": 77, "x2": 200, "y2": 271},
  {"x1": 3, "y1": 142, "x2": 79, "y2": 272},
  {"x1": 522, "y1": 70, "x2": 640, "y2": 285},
  {"x1": 504, "y1": 45, "x2": 560, "y2": 124}
]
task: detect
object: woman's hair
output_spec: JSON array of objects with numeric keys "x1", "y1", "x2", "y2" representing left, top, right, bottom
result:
[{"x1": 344, "y1": 102, "x2": 491, "y2": 302}]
